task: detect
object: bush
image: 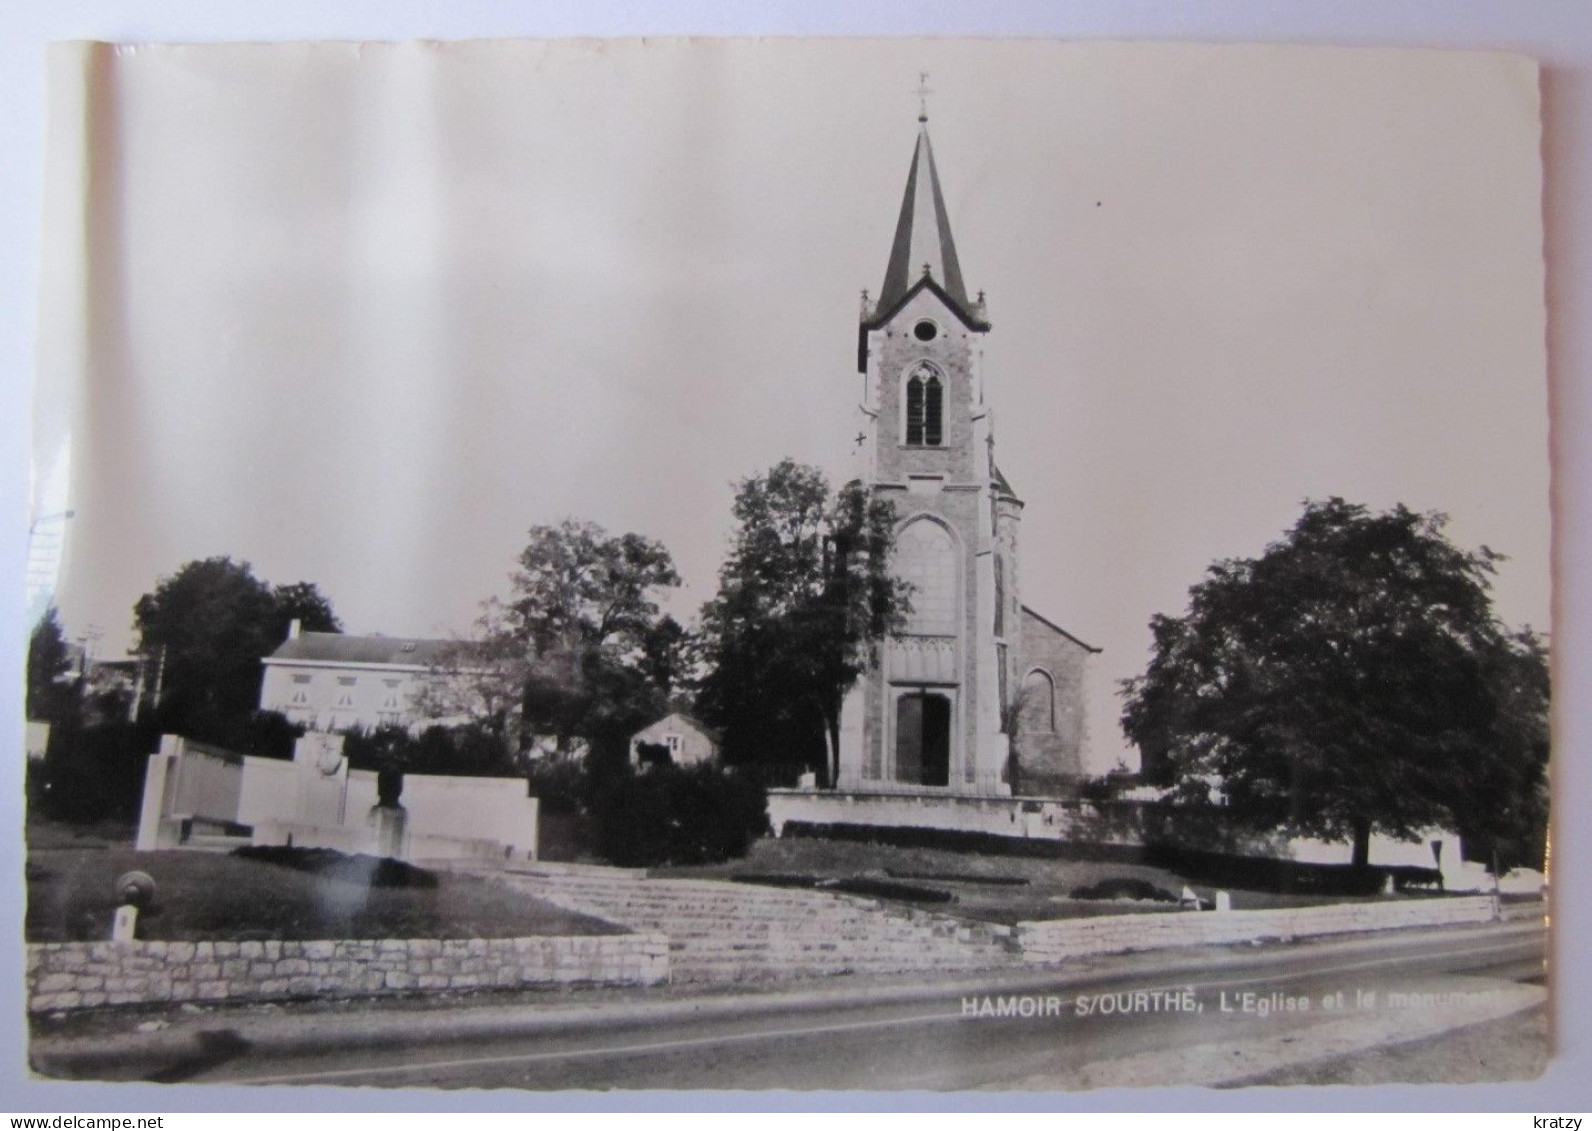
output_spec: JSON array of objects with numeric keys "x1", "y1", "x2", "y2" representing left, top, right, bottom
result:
[
  {"x1": 223, "y1": 710, "x2": 305, "y2": 759},
  {"x1": 1076, "y1": 772, "x2": 1142, "y2": 804},
  {"x1": 1069, "y1": 877, "x2": 1178, "y2": 903},
  {"x1": 341, "y1": 722, "x2": 519, "y2": 778},
  {"x1": 341, "y1": 723, "x2": 414, "y2": 773},
  {"x1": 587, "y1": 762, "x2": 769, "y2": 867},
  {"x1": 35, "y1": 720, "x2": 162, "y2": 824},
  {"x1": 150, "y1": 704, "x2": 305, "y2": 760},
  {"x1": 1141, "y1": 844, "x2": 1443, "y2": 896},
  {"x1": 524, "y1": 757, "x2": 587, "y2": 816},
  {"x1": 727, "y1": 874, "x2": 954, "y2": 903},
  {"x1": 231, "y1": 845, "x2": 438, "y2": 889}
]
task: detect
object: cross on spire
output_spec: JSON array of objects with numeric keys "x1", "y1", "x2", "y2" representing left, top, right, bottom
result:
[{"x1": 915, "y1": 72, "x2": 933, "y2": 123}]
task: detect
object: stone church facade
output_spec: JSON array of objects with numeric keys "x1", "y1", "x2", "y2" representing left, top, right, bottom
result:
[{"x1": 834, "y1": 119, "x2": 1097, "y2": 800}]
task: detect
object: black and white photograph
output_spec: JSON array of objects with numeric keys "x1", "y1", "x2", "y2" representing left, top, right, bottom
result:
[{"x1": 16, "y1": 34, "x2": 1559, "y2": 1097}]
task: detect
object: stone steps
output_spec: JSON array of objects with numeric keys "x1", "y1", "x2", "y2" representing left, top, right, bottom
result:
[
  {"x1": 181, "y1": 833, "x2": 253, "y2": 852},
  {"x1": 485, "y1": 865, "x2": 1017, "y2": 983},
  {"x1": 503, "y1": 892, "x2": 872, "y2": 917}
]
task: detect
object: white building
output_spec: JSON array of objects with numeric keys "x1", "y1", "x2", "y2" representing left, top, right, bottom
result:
[{"x1": 259, "y1": 621, "x2": 453, "y2": 732}]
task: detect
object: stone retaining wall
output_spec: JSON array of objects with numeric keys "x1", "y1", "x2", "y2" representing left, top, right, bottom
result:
[
  {"x1": 27, "y1": 933, "x2": 669, "y2": 1013},
  {"x1": 1016, "y1": 896, "x2": 1496, "y2": 963}
]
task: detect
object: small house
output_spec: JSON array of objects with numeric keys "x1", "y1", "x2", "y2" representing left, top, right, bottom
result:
[{"x1": 630, "y1": 712, "x2": 719, "y2": 768}]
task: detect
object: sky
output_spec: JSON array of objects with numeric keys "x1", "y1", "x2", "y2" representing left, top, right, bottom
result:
[{"x1": 33, "y1": 38, "x2": 1549, "y2": 772}]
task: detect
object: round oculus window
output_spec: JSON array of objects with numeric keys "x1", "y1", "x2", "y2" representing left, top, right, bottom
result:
[{"x1": 913, "y1": 320, "x2": 939, "y2": 342}]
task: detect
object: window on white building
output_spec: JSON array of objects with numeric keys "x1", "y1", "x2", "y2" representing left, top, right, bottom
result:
[{"x1": 378, "y1": 679, "x2": 403, "y2": 726}]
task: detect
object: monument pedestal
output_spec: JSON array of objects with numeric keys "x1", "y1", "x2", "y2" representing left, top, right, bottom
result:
[{"x1": 369, "y1": 804, "x2": 408, "y2": 859}]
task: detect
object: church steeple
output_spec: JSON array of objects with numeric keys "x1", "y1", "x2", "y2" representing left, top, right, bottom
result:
[{"x1": 876, "y1": 125, "x2": 972, "y2": 318}]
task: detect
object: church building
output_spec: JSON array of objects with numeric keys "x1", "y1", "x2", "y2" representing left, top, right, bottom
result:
[{"x1": 833, "y1": 113, "x2": 1098, "y2": 801}]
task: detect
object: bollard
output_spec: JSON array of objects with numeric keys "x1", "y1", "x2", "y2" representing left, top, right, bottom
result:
[{"x1": 111, "y1": 870, "x2": 156, "y2": 942}]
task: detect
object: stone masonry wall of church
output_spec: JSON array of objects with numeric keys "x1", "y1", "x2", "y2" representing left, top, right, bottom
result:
[
  {"x1": 860, "y1": 483, "x2": 985, "y2": 785},
  {"x1": 994, "y1": 492, "x2": 1023, "y2": 732},
  {"x1": 1014, "y1": 610, "x2": 1091, "y2": 793},
  {"x1": 863, "y1": 289, "x2": 988, "y2": 786}
]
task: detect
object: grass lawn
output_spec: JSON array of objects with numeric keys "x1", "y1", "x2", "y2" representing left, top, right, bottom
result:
[
  {"x1": 26, "y1": 822, "x2": 619, "y2": 943},
  {"x1": 660, "y1": 836, "x2": 1410, "y2": 924}
]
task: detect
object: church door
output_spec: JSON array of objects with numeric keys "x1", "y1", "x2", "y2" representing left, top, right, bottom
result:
[{"x1": 895, "y1": 691, "x2": 951, "y2": 787}]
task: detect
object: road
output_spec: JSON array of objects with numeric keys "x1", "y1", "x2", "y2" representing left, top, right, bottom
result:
[{"x1": 47, "y1": 922, "x2": 1548, "y2": 1092}]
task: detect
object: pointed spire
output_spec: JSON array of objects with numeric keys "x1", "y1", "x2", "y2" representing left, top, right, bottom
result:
[{"x1": 875, "y1": 125, "x2": 973, "y2": 320}]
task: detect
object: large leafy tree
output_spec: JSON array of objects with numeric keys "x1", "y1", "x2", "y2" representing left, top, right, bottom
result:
[
  {"x1": 133, "y1": 557, "x2": 341, "y2": 735},
  {"x1": 415, "y1": 523, "x2": 685, "y2": 761},
  {"x1": 461, "y1": 519, "x2": 684, "y2": 760},
  {"x1": 271, "y1": 581, "x2": 343, "y2": 638},
  {"x1": 1121, "y1": 498, "x2": 1550, "y2": 870},
  {"x1": 697, "y1": 459, "x2": 908, "y2": 785}
]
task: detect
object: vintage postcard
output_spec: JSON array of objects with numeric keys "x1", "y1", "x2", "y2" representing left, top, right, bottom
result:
[{"x1": 23, "y1": 38, "x2": 1550, "y2": 1091}]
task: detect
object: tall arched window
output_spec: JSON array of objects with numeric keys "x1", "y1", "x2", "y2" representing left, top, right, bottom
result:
[
  {"x1": 905, "y1": 364, "x2": 943, "y2": 446},
  {"x1": 1019, "y1": 670, "x2": 1057, "y2": 734}
]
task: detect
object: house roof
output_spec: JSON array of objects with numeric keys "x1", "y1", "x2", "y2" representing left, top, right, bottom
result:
[
  {"x1": 633, "y1": 711, "x2": 721, "y2": 746},
  {"x1": 1020, "y1": 605, "x2": 1102, "y2": 654},
  {"x1": 264, "y1": 631, "x2": 455, "y2": 668}
]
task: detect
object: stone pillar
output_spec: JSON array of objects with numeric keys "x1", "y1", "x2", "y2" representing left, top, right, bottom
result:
[
  {"x1": 836, "y1": 682, "x2": 866, "y2": 790},
  {"x1": 134, "y1": 737, "x2": 184, "y2": 850},
  {"x1": 369, "y1": 804, "x2": 408, "y2": 860}
]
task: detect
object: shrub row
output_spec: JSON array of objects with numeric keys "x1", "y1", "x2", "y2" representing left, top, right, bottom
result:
[
  {"x1": 230, "y1": 845, "x2": 438, "y2": 889},
  {"x1": 783, "y1": 821, "x2": 1443, "y2": 896},
  {"x1": 586, "y1": 762, "x2": 769, "y2": 867}
]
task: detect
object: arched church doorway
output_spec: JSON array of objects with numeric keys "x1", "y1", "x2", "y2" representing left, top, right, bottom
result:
[{"x1": 895, "y1": 690, "x2": 951, "y2": 786}]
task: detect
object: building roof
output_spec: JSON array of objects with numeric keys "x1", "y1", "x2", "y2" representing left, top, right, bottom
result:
[
  {"x1": 874, "y1": 125, "x2": 988, "y2": 324},
  {"x1": 633, "y1": 711, "x2": 721, "y2": 746},
  {"x1": 1020, "y1": 605, "x2": 1102, "y2": 654},
  {"x1": 264, "y1": 631, "x2": 455, "y2": 668},
  {"x1": 992, "y1": 462, "x2": 1018, "y2": 499}
]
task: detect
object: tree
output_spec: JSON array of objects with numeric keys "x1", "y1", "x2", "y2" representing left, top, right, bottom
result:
[
  {"x1": 412, "y1": 600, "x2": 532, "y2": 748},
  {"x1": 342, "y1": 721, "x2": 519, "y2": 779},
  {"x1": 1121, "y1": 498, "x2": 1550, "y2": 871},
  {"x1": 271, "y1": 581, "x2": 343, "y2": 638},
  {"x1": 26, "y1": 606, "x2": 77, "y2": 724},
  {"x1": 478, "y1": 519, "x2": 684, "y2": 759},
  {"x1": 133, "y1": 557, "x2": 342, "y2": 738},
  {"x1": 508, "y1": 518, "x2": 679, "y2": 651},
  {"x1": 1449, "y1": 626, "x2": 1551, "y2": 873},
  {"x1": 636, "y1": 615, "x2": 695, "y2": 703},
  {"x1": 697, "y1": 459, "x2": 909, "y2": 786}
]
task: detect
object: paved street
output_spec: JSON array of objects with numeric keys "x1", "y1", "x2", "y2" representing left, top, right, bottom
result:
[{"x1": 53, "y1": 920, "x2": 1542, "y2": 1092}]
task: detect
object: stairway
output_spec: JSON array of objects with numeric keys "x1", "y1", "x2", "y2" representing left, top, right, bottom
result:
[{"x1": 487, "y1": 863, "x2": 1017, "y2": 983}]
